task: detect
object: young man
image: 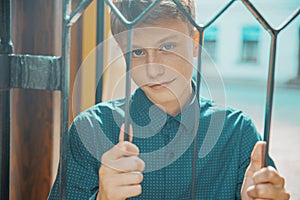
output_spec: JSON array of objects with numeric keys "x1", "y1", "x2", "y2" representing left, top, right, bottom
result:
[{"x1": 49, "y1": 0, "x2": 290, "y2": 199}]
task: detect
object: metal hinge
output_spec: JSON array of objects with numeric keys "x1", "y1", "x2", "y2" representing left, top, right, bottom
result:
[{"x1": 0, "y1": 54, "x2": 62, "y2": 91}]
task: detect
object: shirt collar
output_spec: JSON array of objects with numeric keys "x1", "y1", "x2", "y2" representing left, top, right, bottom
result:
[{"x1": 171, "y1": 80, "x2": 199, "y2": 132}]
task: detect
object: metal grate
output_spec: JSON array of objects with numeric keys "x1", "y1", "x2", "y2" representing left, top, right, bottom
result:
[
  {"x1": 0, "y1": 0, "x2": 299, "y2": 199},
  {"x1": 99, "y1": 1, "x2": 299, "y2": 199}
]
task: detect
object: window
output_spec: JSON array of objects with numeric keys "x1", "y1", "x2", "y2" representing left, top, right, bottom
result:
[
  {"x1": 203, "y1": 26, "x2": 218, "y2": 61},
  {"x1": 241, "y1": 26, "x2": 261, "y2": 63}
]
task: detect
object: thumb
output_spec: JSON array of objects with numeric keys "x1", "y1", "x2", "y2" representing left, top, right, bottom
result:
[{"x1": 248, "y1": 141, "x2": 266, "y2": 172}]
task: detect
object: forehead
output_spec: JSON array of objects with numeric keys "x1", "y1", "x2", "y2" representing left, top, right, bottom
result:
[{"x1": 118, "y1": 18, "x2": 192, "y2": 48}]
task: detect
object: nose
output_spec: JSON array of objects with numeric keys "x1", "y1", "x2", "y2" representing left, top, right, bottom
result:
[{"x1": 146, "y1": 50, "x2": 165, "y2": 78}]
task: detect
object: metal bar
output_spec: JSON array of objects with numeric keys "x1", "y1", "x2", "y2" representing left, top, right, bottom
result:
[
  {"x1": 204, "y1": 0, "x2": 235, "y2": 29},
  {"x1": 191, "y1": 28, "x2": 204, "y2": 200},
  {"x1": 241, "y1": 0, "x2": 276, "y2": 166},
  {"x1": 96, "y1": 0, "x2": 105, "y2": 104},
  {"x1": 241, "y1": 0, "x2": 300, "y2": 166},
  {"x1": 0, "y1": 0, "x2": 13, "y2": 199},
  {"x1": 298, "y1": 27, "x2": 300, "y2": 77},
  {"x1": 103, "y1": 0, "x2": 162, "y2": 140},
  {"x1": 172, "y1": 0, "x2": 201, "y2": 30},
  {"x1": 263, "y1": 33, "x2": 278, "y2": 167},
  {"x1": 102, "y1": 0, "x2": 162, "y2": 121},
  {"x1": 241, "y1": 0, "x2": 274, "y2": 35},
  {"x1": 0, "y1": 55, "x2": 61, "y2": 90},
  {"x1": 124, "y1": 28, "x2": 133, "y2": 141},
  {"x1": 59, "y1": 0, "x2": 72, "y2": 199},
  {"x1": 67, "y1": 0, "x2": 93, "y2": 26},
  {"x1": 196, "y1": 29, "x2": 204, "y2": 100},
  {"x1": 0, "y1": 0, "x2": 13, "y2": 53},
  {"x1": 0, "y1": 55, "x2": 10, "y2": 89},
  {"x1": 130, "y1": 0, "x2": 161, "y2": 26},
  {"x1": 0, "y1": 90, "x2": 10, "y2": 200},
  {"x1": 104, "y1": 0, "x2": 162, "y2": 27},
  {"x1": 276, "y1": 7, "x2": 300, "y2": 32},
  {"x1": 9, "y1": 55, "x2": 61, "y2": 90},
  {"x1": 104, "y1": 0, "x2": 131, "y2": 25}
]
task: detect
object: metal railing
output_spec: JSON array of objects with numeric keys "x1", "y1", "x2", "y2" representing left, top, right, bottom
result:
[{"x1": 0, "y1": 0, "x2": 299, "y2": 199}]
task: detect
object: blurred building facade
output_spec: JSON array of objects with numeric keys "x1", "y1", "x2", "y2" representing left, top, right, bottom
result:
[{"x1": 196, "y1": 0, "x2": 300, "y2": 84}]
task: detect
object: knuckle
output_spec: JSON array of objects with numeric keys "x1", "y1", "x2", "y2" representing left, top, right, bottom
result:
[
  {"x1": 254, "y1": 184, "x2": 265, "y2": 197},
  {"x1": 266, "y1": 169, "x2": 275, "y2": 180},
  {"x1": 124, "y1": 141, "x2": 139, "y2": 153},
  {"x1": 137, "y1": 160, "x2": 145, "y2": 171},
  {"x1": 280, "y1": 176, "x2": 285, "y2": 185},
  {"x1": 118, "y1": 141, "x2": 126, "y2": 148},
  {"x1": 136, "y1": 158, "x2": 145, "y2": 171},
  {"x1": 122, "y1": 141, "x2": 130, "y2": 148},
  {"x1": 132, "y1": 144, "x2": 140, "y2": 154}
]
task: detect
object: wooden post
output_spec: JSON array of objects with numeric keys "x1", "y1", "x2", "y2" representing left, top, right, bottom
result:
[{"x1": 10, "y1": 0, "x2": 61, "y2": 199}]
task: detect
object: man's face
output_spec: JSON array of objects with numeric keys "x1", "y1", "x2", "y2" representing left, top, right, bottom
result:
[{"x1": 119, "y1": 18, "x2": 196, "y2": 107}]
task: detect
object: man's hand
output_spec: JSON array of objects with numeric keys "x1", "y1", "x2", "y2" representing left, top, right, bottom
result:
[
  {"x1": 97, "y1": 125, "x2": 145, "y2": 200},
  {"x1": 241, "y1": 141, "x2": 290, "y2": 199}
]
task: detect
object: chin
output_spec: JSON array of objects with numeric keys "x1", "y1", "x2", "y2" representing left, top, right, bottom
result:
[{"x1": 144, "y1": 87, "x2": 179, "y2": 105}]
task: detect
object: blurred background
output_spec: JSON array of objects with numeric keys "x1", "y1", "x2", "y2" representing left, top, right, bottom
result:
[
  {"x1": 195, "y1": 1, "x2": 300, "y2": 199},
  {"x1": 4, "y1": 0, "x2": 299, "y2": 199}
]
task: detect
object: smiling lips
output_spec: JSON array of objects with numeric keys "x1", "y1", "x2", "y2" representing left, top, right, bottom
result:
[{"x1": 148, "y1": 79, "x2": 175, "y2": 90}]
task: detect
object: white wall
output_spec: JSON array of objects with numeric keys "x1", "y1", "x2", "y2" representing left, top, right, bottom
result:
[{"x1": 195, "y1": 0, "x2": 299, "y2": 83}]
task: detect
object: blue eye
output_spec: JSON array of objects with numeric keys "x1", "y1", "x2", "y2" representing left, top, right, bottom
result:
[
  {"x1": 132, "y1": 49, "x2": 145, "y2": 57},
  {"x1": 162, "y1": 44, "x2": 175, "y2": 51}
]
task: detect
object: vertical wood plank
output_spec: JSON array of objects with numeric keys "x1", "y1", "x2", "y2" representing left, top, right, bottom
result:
[{"x1": 10, "y1": 0, "x2": 62, "y2": 199}]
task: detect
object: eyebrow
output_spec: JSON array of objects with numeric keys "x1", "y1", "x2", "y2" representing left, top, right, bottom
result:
[
  {"x1": 126, "y1": 33, "x2": 180, "y2": 50},
  {"x1": 156, "y1": 34, "x2": 179, "y2": 45}
]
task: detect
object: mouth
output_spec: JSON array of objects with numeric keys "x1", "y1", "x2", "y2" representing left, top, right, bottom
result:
[{"x1": 148, "y1": 79, "x2": 175, "y2": 90}]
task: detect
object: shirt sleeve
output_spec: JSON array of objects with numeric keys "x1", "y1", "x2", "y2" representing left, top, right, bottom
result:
[{"x1": 48, "y1": 118, "x2": 101, "y2": 200}]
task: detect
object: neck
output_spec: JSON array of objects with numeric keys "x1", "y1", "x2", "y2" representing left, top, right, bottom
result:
[{"x1": 155, "y1": 83, "x2": 193, "y2": 116}]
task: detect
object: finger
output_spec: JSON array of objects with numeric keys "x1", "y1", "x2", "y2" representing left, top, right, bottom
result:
[
  {"x1": 105, "y1": 156, "x2": 145, "y2": 172},
  {"x1": 105, "y1": 172, "x2": 143, "y2": 186},
  {"x1": 100, "y1": 184, "x2": 142, "y2": 199},
  {"x1": 102, "y1": 141, "x2": 139, "y2": 162},
  {"x1": 247, "y1": 183, "x2": 290, "y2": 199},
  {"x1": 119, "y1": 124, "x2": 125, "y2": 142},
  {"x1": 116, "y1": 141, "x2": 140, "y2": 156},
  {"x1": 253, "y1": 166, "x2": 285, "y2": 188},
  {"x1": 118, "y1": 185, "x2": 142, "y2": 199},
  {"x1": 248, "y1": 141, "x2": 266, "y2": 173}
]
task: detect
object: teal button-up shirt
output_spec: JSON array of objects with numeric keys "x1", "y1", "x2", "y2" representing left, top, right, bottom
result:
[{"x1": 48, "y1": 86, "x2": 274, "y2": 200}]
